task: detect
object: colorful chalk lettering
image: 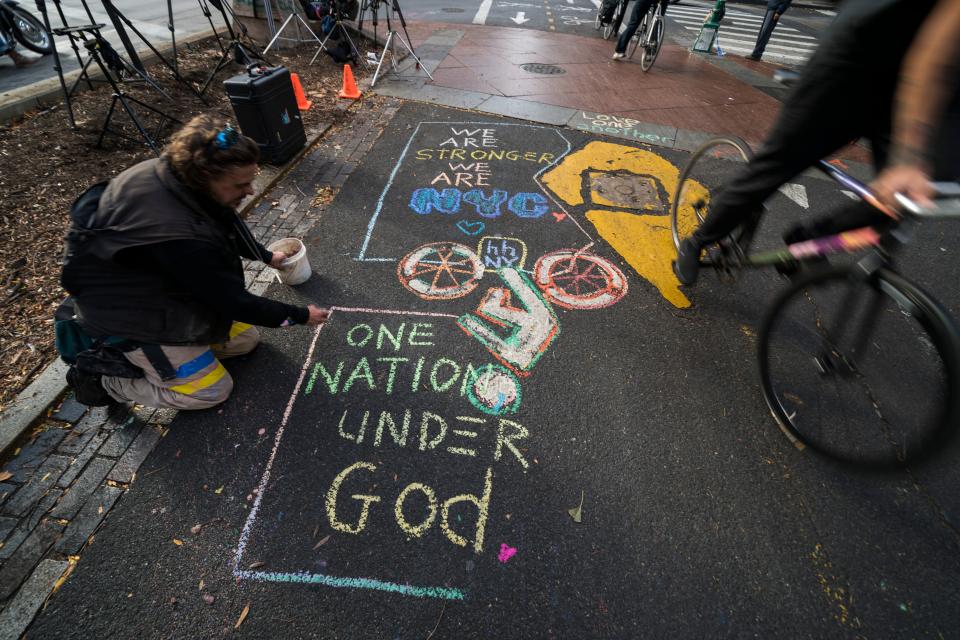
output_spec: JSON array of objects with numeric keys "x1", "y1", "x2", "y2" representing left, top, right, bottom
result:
[
  {"x1": 408, "y1": 187, "x2": 549, "y2": 219},
  {"x1": 478, "y1": 237, "x2": 528, "y2": 270}
]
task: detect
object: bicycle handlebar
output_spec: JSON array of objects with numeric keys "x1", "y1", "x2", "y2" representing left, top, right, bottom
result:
[{"x1": 895, "y1": 182, "x2": 960, "y2": 218}]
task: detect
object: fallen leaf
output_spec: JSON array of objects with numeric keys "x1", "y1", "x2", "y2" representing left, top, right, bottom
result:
[
  {"x1": 312, "y1": 525, "x2": 319, "y2": 539},
  {"x1": 202, "y1": 593, "x2": 215, "y2": 605},
  {"x1": 248, "y1": 561, "x2": 265, "y2": 569},
  {"x1": 214, "y1": 486, "x2": 224, "y2": 494},
  {"x1": 173, "y1": 538, "x2": 184, "y2": 546},
  {"x1": 199, "y1": 579, "x2": 205, "y2": 591},
  {"x1": 0, "y1": 471, "x2": 12, "y2": 482},
  {"x1": 190, "y1": 524, "x2": 202, "y2": 535},
  {"x1": 568, "y1": 490, "x2": 585, "y2": 524},
  {"x1": 313, "y1": 535, "x2": 330, "y2": 550},
  {"x1": 235, "y1": 603, "x2": 250, "y2": 630}
]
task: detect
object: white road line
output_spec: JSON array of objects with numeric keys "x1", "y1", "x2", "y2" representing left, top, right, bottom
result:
[
  {"x1": 688, "y1": 28, "x2": 815, "y2": 53},
  {"x1": 671, "y1": 18, "x2": 816, "y2": 40},
  {"x1": 669, "y1": 9, "x2": 805, "y2": 32},
  {"x1": 715, "y1": 42, "x2": 808, "y2": 61},
  {"x1": 474, "y1": 0, "x2": 493, "y2": 24}
]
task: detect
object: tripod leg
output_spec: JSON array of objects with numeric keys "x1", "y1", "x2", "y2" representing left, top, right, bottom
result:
[
  {"x1": 200, "y1": 47, "x2": 234, "y2": 94},
  {"x1": 113, "y1": 94, "x2": 161, "y2": 154},
  {"x1": 263, "y1": 13, "x2": 296, "y2": 53},
  {"x1": 96, "y1": 95, "x2": 119, "y2": 149},
  {"x1": 310, "y1": 29, "x2": 336, "y2": 65},
  {"x1": 371, "y1": 31, "x2": 394, "y2": 87},
  {"x1": 394, "y1": 32, "x2": 434, "y2": 80}
]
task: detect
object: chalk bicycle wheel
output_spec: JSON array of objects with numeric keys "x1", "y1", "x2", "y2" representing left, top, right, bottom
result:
[
  {"x1": 397, "y1": 242, "x2": 484, "y2": 300},
  {"x1": 758, "y1": 266, "x2": 960, "y2": 471},
  {"x1": 533, "y1": 250, "x2": 627, "y2": 309}
]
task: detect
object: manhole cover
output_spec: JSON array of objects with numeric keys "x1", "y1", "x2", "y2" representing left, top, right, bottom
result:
[
  {"x1": 520, "y1": 63, "x2": 566, "y2": 75},
  {"x1": 590, "y1": 172, "x2": 664, "y2": 211},
  {"x1": 442, "y1": 7, "x2": 465, "y2": 12}
]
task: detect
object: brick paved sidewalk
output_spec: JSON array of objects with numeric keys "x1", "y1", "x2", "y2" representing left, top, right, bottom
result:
[{"x1": 0, "y1": 96, "x2": 402, "y2": 638}]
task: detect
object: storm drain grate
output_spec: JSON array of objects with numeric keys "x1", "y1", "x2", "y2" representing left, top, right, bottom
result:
[
  {"x1": 520, "y1": 63, "x2": 566, "y2": 75},
  {"x1": 442, "y1": 7, "x2": 465, "y2": 12}
]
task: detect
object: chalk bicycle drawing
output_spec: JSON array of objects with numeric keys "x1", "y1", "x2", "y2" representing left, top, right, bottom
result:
[
  {"x1": 533, "y1": 247, "x2": 628, "y2": 310},
  {"x1": 398, "y1": 243, "x2": 628, "y2": 310},
  {"x1": 670, "y1": 134, "x2": 960, "y2": 471},
  {"x1": 397, "y1": 242, "x2": 485, "y2": 300},
  {"x1": 627, "y1": 0, "x2": 665, "y2": 71}
]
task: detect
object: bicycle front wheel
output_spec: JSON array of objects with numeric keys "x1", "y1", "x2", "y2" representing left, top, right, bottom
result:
[
  {"x1": 640, "y1": 18, "x2": 663, "y2": 71},
  {"x1": 758, "y1": 266, "x2": 960, "y2": 470},
  {"x1": 670, "y1": 136, "x2": 753, "y2": 251}
]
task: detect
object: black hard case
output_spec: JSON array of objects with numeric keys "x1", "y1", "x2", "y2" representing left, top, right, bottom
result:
[{"x1": 223, "y1": 65, "x2": 306, "y2": 165}]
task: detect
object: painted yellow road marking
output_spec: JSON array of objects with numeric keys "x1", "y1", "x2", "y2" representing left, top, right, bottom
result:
[{"x1": 542, "y1": 141, "x2": 707, "y2": 308}]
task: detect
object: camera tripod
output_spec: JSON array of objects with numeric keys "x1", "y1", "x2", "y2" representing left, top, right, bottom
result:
[
  {"x1": 363, "y1": 0, "x2": 433, "y2": 87},
  {"x1": 200, "y1": 0, "x2": 270, "y2": 94},
  {"x1": 309, "y1": 2, "x2": 364, "y2": 66}
]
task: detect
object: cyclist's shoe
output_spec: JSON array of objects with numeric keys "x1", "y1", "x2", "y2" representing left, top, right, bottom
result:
[
  {"x1": 673, "y1": 237, "x2": 702, "y2": 285},
  {"x1": 612, "y1": 52, "x2": 625, "y2": 60}
]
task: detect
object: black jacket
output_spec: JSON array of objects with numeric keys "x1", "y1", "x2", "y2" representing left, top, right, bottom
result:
[{"x1": 61, "y1": 158, "x2": 306, "y2": 345}]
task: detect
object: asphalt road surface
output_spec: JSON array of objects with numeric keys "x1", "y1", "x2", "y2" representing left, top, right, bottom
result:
[{"x1": 27, "y1": 102, "x2": 960, "y2": 638}]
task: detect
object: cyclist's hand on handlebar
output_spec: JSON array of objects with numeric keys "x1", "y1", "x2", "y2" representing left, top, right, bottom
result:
[{"x1": 870, "y1": 164, "x2": 935, "y2": 210}]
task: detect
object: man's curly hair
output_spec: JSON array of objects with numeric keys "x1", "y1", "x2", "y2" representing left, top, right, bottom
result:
[{"x1": 162, "y1": 114, "x2": 259, "y2": 193}]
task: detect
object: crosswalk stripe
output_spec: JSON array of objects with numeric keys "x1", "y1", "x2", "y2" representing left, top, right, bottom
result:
[
  {"x1": 670, "y1": 17, "x2": 815, "y2": 40},
  {"x1": 714, "y1": 42, "x2": 808, "y2": 61},
  {"x1": 669, "y1": 8, "x2": 805, "y2": 32},
  {"x1": 698, "y1": 30, "x2": 815, "y2": 54},
  {"x1": 474, "y1": 0, "x2": 493, "y2": 24}
]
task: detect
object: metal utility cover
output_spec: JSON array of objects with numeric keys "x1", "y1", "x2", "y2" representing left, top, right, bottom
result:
[
  {"x1": 520, "y1": 63, "x2": 566, "y2": 75},
  {"x1": 589, "y1": 172, "x2": 663, "y2": 210}
]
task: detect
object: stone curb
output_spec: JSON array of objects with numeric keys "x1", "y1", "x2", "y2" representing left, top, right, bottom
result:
[{"x1": 0, "y1": 29, "x2": 216, "y2": 125}]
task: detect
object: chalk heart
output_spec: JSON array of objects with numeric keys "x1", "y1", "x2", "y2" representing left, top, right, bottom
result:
[
  {"x1": 498, "y1": 543, "x2": 517, "y2": 563},
  {"x1": 551, "y1": 211, "x2": 567, "y2": 222},
  {"x1": 456, "y1": 220, "x2": 486, "y2": 236}
]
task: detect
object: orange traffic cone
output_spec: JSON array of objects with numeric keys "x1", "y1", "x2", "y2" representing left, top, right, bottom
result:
[
  {"x1": 338, "y1": 64, "x2": 362, "y2": 100},
  {"x1": 290, "y1": 72, "x2": 312, "y2": 111}
]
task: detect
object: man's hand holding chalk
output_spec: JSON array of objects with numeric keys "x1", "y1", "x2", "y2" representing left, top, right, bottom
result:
[{"x1": 306, "y1": 305, "x2": 331, "y2": 326}]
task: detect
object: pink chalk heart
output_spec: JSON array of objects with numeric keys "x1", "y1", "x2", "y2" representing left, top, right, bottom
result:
[
  {"x1": 498, "y1": 544, "x2": 517, "y2": 563},
  {"x1": 552, "y1": 212, "x2": 567, "y2": 222}
]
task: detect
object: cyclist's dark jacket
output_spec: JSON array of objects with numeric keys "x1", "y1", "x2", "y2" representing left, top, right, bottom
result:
[{"x1": 61, "y1": 158, "x2": 307, "y2": 345}]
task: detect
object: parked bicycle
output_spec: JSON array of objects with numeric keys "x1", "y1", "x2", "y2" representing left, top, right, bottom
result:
[
  {"x1": 0, "y1": 0, "x2": 53, "y2": 56},
  {"x1": 670, "y1": 134, "x2": 960, "y2": 471},
  {"x1": 626, "y1": 0, "x2": 665, "y2": 71}
]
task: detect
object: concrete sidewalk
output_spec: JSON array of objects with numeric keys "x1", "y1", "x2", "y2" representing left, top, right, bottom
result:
[{"x1": 373, "y1": 20, "x2": 869, "y2": 164}]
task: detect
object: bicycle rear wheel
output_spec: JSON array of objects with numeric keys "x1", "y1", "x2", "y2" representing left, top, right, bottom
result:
[
  {"x1": 670, "y1": 136, "x2": 753, "y2": 251},
  {"x1": 603, "y1": 0, "x2": 627, "y2": 39},
  {"x1": 639, "y1": 18, "x2": 663, "y2": 71},
  {"x1": 758, "y1": 266, "x2": 960, "y2": 470}
]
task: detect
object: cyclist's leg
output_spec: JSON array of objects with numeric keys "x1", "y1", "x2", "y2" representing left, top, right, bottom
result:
[{"x1": 615, "y1": 0, "x2": 652, "y2": 54}]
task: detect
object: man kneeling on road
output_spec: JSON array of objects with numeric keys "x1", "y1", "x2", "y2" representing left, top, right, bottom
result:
[{"x1": 60, "y1": 114, "x2": 329, "y2": 410}]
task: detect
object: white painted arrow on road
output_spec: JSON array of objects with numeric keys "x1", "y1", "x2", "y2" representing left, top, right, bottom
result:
[{"x1": 511, "y1": 11, "x2": 530, "y2": 24}]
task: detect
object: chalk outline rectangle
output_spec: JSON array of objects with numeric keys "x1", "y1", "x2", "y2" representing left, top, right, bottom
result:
[{"x1": 233, "y1": 307, "x2": 468, "y2": 601}]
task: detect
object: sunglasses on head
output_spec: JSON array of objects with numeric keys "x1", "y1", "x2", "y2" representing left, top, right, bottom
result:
[{"x1": 212, "y1": 125, "x2": 239, "y2": 150}]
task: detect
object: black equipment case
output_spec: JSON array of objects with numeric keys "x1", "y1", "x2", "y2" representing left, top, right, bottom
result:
[{"x1": 224, "y1": 65, "x2": 306, "y2": 165}]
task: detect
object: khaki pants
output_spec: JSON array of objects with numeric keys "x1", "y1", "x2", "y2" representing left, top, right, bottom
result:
[{"x1": 102, "y1": 322, "x2": 259, "y2": 410}]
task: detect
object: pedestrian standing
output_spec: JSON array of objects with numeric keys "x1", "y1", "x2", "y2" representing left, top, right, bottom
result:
[{"x1": 748, "y1": 0, "x2": 792, "y2": 60}]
